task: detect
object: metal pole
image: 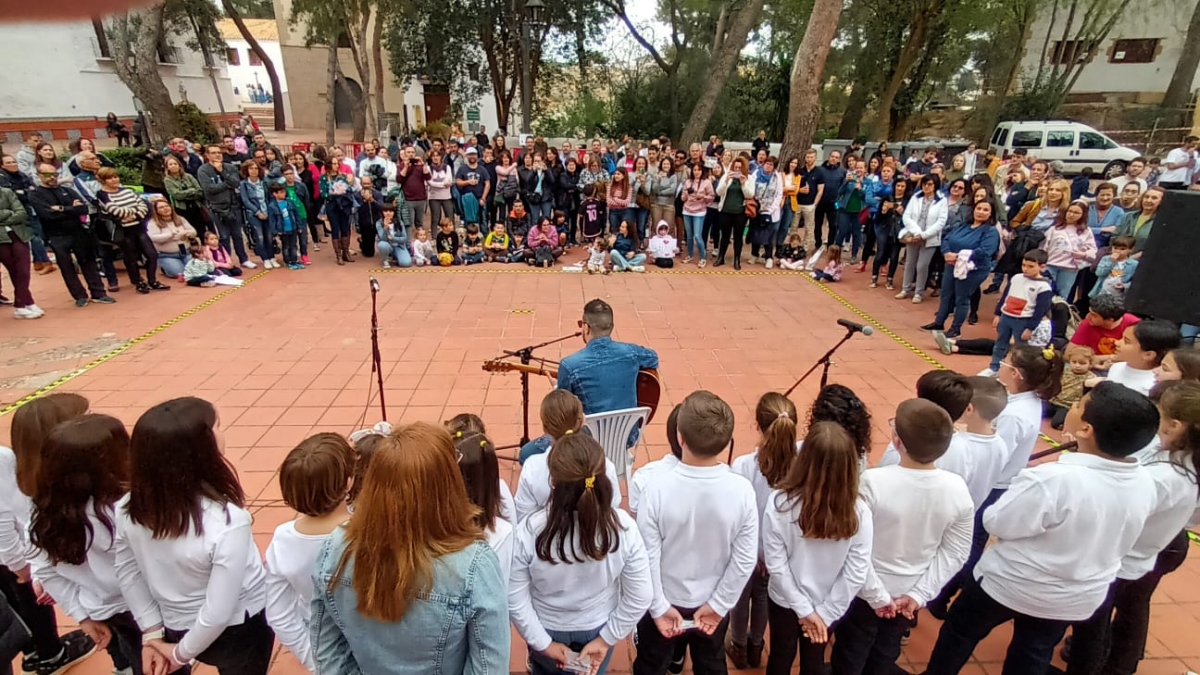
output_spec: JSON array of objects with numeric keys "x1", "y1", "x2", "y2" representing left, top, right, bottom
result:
[{"x1": 520, "y1": 13, "x2": 532, "y2": 135}]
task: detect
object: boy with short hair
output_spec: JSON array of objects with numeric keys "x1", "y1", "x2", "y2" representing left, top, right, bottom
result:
[
  {"x1": 981, "y1": 249, "x2": 1053, "y2": 377},
  {"x1": 877, "y1": 370, "x2": 972, "y2": 477},
  {"x1": 1087, "y1": 319, "x2": 1181, "y2": 395},
  {"x1": 267, "y1": 183, "x2": 303, "y2": 269},
  {"x1": 484, "y1": 222, "x2": 510, "y2": 262},
  {"x1": 924, "y1": 382, "x2": 1160, "y2": 675},
  {"x1": 634, "y1": 391, "x2": 758, "y2": 675},
  {"x1": 1088, "y1": 235, "x2": 1138, "y2": 303},
  {"x1": 831, "y1": 399, "x2": 973, "y2": 675}
]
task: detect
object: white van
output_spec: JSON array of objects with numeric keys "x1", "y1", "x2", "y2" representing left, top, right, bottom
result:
[{"x1": 988, "y1": 120, "x2": 1141, "y2": 178}]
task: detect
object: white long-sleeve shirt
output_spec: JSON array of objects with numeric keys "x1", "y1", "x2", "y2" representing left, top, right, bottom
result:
[
  {"x1": 508, "y1": 509, "x2": 651, "y2": 651},
  {"x1": 628, "y1": 455, "x2": 679, "y2": 516},
  {"x1": 30, "y1": 501, "x2": 128, "y2": 624},
  {"x1": 514, "y1": 447, "x2": 623, "y2": 523},
  {"x1": 263, "y1": 521, "x2": 332, "y2": 672},
  {"x1": 994, "y1": 391, "x2": 1044, "y2": 489},
  {"x1": 857, "y1": 466, "x2": 974, "y2": 608},
  {"x1": 0, "y1": 446, "x2": 35, "y2": 570},
  {"x1": 638, "y1": 463, "x2": 757, "y2": 618},
  {"x1": 1118, "y1": 449, "x2": 1200, "y2": 580},
  {"x1": 879, "y1": 432, "x2": 1006, "y2": 509},
  {"x1": 731, "y1": 444, "x2": 802, "y2": 556},
  {"x1": 975, "y1": 452, "x2": 1155, "y2": 620},
  {"x1": 486, "y1": 518, "x2": 514, "y2": 589},
  {"x1": 114, "y1": 496, "x2": 268, "y2": 664},
  {"x1": 499, "y1": 479, "x2": 516, "y2": 524},
  {"x1": 763, "y1": 494, "x2": 873, "y2": 626}
]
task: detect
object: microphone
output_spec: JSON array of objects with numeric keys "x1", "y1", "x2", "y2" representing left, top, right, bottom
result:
[
  {"x1": 837, "y1": 318, "x2": 874, "y2": 336},
  {"x1": 369, "y1": 276, "x2": 380, "y2": 293}
]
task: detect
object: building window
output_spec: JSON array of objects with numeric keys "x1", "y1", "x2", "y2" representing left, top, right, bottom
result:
[
  {"x1": 1049, "y1": 40, "x2": 1096, "y2": 65},
  {"x1": 226, "y1": 48, "x2": 240, "y2": 65},
  {"x1": 1110, "y1": 38, "x2": 1159, "y2": 64},
  {"x1": 248, "y1": 50, "x2": 263, "y2": 66},
  {"x1": 467, "y1": 62, "x2": 480, "y2": 81},
  {"x1": 92, "y1": 18, "x2": 111, "y2": 58}
]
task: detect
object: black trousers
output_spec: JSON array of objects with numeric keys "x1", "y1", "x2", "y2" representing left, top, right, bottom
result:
[
  {"x1": 633, "y1": 608, "x2": 730, "y2": 675},
  {"x1": 766, "y1": 598, "x2": 826, "y2": 675},
  {"x1": 830, "y1": 597, "x2": 913, "y2": 675},
  {"x1": 1066, "y1": 529, "x2": 1189, "y2": 675},
  {"x1": 872, "y1": 234, "x2": 900, "y2": 281},
  {"x1": 925, "y1": 573, "x2": 1069, "y2": 675},
  {"x1": 163, "y1": 610, "x2": 274, "y2": 675},
  {"x1": 118, "y1": 224, "x2": 159, "y2": 285},
  {"x1": 47, "y1": 231, "x2": 107, "y2": 301},
  {"x1": 716, "y1": 211, "x2": 746, "y2": 262},
  {"x1": 0, "y1": 566, "x2": 60, "y2": 660},
  {"x1": 104, "y1": 611, "x2": 144, "y2": 675},
  {"x1": 815, "y1": 201, "x2": 838, "y2": 247}
]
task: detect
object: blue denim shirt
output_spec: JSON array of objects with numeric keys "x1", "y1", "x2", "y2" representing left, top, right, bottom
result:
[
  {"x1": 556, "y1": 336, "x2": 659, "y2": 415},
  {"x1": 311, "y1": 529, "x2": 510, "y2": 675}
]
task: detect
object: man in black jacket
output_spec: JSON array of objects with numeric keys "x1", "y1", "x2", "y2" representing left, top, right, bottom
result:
[
  {"x1": 28, "y1": 165, "x2": 114, "y2": 307},
  {"x1": 197, "y1": 146, "x2": 254, "y2": 267},
  {"x1": 813, "y1": 150, "x2": 846, "y2": 247}
]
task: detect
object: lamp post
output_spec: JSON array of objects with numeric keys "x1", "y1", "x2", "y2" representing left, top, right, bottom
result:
[{"x1": 519, "y1": 0, "x2": 545, "y2": 135}]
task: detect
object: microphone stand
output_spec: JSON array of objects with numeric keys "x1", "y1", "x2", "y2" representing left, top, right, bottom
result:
[
  {"x1": 494, "y1": 332, "x2": 582, "y2": 454},
  {"x1": 785, "y1": 324, "x2": 861, "y2": 397},
  {"x1": 369, "y1": 278, "x2": 387, "y2": 422}
]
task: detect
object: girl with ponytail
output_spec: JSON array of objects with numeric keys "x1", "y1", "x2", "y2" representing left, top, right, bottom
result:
[
  {"x1": 509, "y1": 433, "x2": 652, "y2": 675},
  {"x1": 727, "y1": 392, "x2": 801, "y2": 668},
  {"x1": 456, "y1": 433, "x2": 514, "y2": 584}
]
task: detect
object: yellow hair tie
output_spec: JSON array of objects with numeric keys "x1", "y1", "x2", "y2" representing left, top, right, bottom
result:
[
  {"x1": 455, "y1": 431, "x2": 463, "y2": 438},
  {"x1": 564, "y1": 429, "x2": 574, "y2": 435},
  {"x1": 480, "y1": 440, "x2": 487, "y2": 448},
  {"x1": 584, "y1": 476, "x2": 595, "y2": 490},
  {"x1": 1043, "y1": 347, "x2": 1056, "y2": 361}
]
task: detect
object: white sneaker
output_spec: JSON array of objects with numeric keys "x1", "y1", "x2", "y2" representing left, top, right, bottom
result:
[
  {"x1": 382, "y1": 260, "x2": 392, "y2": 268},
  {"x1": 894, "y1": 290, "x2": 910, "y2": 299},
  {"x1": 14, "y1": 307, "x2": 42, "y2": 319},
  {"x1": 912, "y1": 294, "x2": 923, "y2": 304},
  {"x1": 242, "y1": 260, "x2": 258, "y2": 269},
  {"x1": 977, "y1": 368, "x2": 999, "y2": 377},
  {"x1": 26, "y1": 304, "x2": 45, "y2": 318},
  {"x1": 765, "y1": 259, "x2": 774, "y2": 270},
  {"x1": 631, "y1": 265, "x2": 646, "y2": 273}
]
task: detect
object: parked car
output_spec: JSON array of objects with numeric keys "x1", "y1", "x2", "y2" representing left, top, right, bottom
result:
[{"x1": 988, "y1": 120, "x2": 1141, "y2": 178}]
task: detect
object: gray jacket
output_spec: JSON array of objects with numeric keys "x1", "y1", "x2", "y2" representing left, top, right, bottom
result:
[
  {"x1": 649, "y1": 173, "x2": 680, "y2": 206},
  {"x1": 196, "y1": 162, "x2": 242, "y2": 215}
]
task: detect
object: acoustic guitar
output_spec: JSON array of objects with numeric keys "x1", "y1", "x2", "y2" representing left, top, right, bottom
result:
[{"x1": 482, "y1": 360, "x2": 662, "y2": 423}]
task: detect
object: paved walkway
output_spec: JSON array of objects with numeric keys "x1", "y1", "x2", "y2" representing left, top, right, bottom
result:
[{"x1": 2, "y1": 247, "x2": 1196, "y2": 674}]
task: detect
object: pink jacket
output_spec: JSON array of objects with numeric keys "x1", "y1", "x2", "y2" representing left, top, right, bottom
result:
[
  {"x1": 682, "y1": 178, "x2": 715, "y2": 215},
  {"x1": 1040, "y1": 225, "x2": 1097, "y2": 269},
  {"x1": 528, "y1": 226, "x2": 557, "y2": 248}
]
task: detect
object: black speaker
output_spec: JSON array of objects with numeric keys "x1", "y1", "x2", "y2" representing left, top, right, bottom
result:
[{"x1": 1125, "y1": 190, "x2": 1200, "y2": 325}]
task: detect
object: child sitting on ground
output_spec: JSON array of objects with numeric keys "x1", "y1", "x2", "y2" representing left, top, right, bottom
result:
[
  {"x1": 507, "y1": 232, "x2": 528, "y2": 264},
  {"x1": 811, "y1": 244, "x2": 844, "y2": 282},
  {"x1": 484, "y1": 222, "x2": 511, "y2": 262},
  {"x1": 462, "y1": 223, "x2": 485, "y2": 265},
  {"x1": 204, "y1": 231, "x2": 242, "y2": 277},
  {"x1": 778, "y1": 231, "x2": 807, "y2": 271},
  {"x1": 1089, "y1": 235, "x2": 1138, "y2": 303},
  {"x1": 264, "y1": 433, "x2": 355, "y2": 672},
  {"x1": 435, "y1": 217, "x2": 461, "y2": 265},
  {"x1": 586, "y1": 237, "x2": 611, "y2": 275},
  {"x1": 1047, "y1": 344, "x2": 1093, "y2": 429},
  {"x1": 1087, "y1": 319, "x2": 1181, "y2": 396},
  {"x1": 525, "y1": 217, "x2": 563, "y2": 267},
  {"x1": 552, "y1": 210, "x2": 570, "y2": 247},
  {"x1": 183, "y1": 242, "x2": 218, "y2": 287},
  {"x1": 412, "y1": 227, "x2": 436, "y2": 266},
  {"x1": 646, "y1": 220, "x2": 678, "y2": 269}
]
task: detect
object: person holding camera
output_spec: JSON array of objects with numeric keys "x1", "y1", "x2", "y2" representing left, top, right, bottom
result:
[
  {"x1": 358, "y1": 147, "x2": 396, "y2": 192},
  {"x1": 397, "y1": 146, "x2": 430, "y2": 232}
]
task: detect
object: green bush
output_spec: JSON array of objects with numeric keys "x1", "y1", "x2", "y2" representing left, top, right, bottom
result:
[
  {"x1": 176, "y1": 102, "x2": 220, "y2": 146},
  {"x1": 106, "y1": 147, "x2": 146, "y2": 172}
]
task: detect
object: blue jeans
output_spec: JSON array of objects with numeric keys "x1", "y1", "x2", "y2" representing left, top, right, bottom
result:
[
  {"x1": 607, "y1": 208, "x2": 630, "y2": 234},
  {"x1": 530, "y1": 200, "x2": 553, "y2": 223},
  {"x1": 934, "y1": 267, "x2": 990, "y2": 333},
  {"x1": 463, "y1": 250, "x2": 485, "y2": 265},
  {"x1": 835, "y1": 210, "x2": 863, "y2": 258},
  {"x1": 683, "y1": 214, "x2": 706, "y2": 259},
  {"x1": 778, "y1": 207, "x2": 795, "y2": 246},
  {"x1": 519, "y1": 435, "x2": 553, "y2": 464},
  {"x1": 529, "y1": 625, "x2": 616, "y2": 675},
  {"x1": 610, "y1": 250, "x2": 646, "y2": 270},
  {"x1": 157, "y1": 251, "x2": 187, "y2": 278},
  {"x1": 990, "y1": 314, "x2": 1031, "y2": 371},
  {"x1": 376, "y1": 240, "x2": 413, "y2": 267},
  {"x1": 1182, "y1": 324, "x2": 1199, "y2": 347},
  {"x1": 28, "y1": 216, "x2": 50, "y2": 264},
  {"x1": 634, "y1": 207, "x2": 649, "y2": 237},
  {"x1": 248, "y1": 216, "x2": 272, "y2": 260},
  {"x1": 1046, "y1": 265, "x2": 1079, "y2": 299}
]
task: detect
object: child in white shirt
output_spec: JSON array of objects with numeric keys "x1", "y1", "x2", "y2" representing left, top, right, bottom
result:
[
  {"x1": 923, "y1": 382, "x2": 1160, "y2": 675},
  {"x1": 728, "y1": 393, "x2": 800, "y2": 670},
  {"x1": 263, "y1": 433, "x2": 355, "y2": 673},
  {"x1": 876, "y1": 370, "x2": 974, "y2": 479},
  {"x1": 762, "y1": 421, "x2": 873, "y2": 675},
  {"x1": 586, "y1": 238, "x2": 611, "y2": 275},
  {"x1": 509, "y1": 433, "x2": 653, "y2": 675},
  {"x1": 628, "y1": 405, "x2": 682, "y2": 517},
  {"x1": 831, "y1": 399, "x2": 973, "y2": 675},
  {"x1": 647, "y1": 221, "x2": 678, "y2": 269},
  {"x1": 1087, "y1": 319, "x2": 1181, "y2": 396},
  {"x1": 444, "y1": 413, "x2": 517, "y2": 522},
  {"x1": 456, "y1": 433, "x2": 514, "y2": 585},
  {"x1": 633, "y1": 391, "x2": 757, "y2": 675},
  {"x1": 412, "y1": 227, "x2": 437, "y2": 266}
]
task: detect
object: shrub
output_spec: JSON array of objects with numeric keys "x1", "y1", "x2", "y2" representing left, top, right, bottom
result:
[{"x1": 176, "y1": 102, "x2": 220, "y2": 146}]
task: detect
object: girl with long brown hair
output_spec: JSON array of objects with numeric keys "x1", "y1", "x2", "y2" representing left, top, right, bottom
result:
[
  {"x1": 762, "y1": 422, "x2": 872, "y2": 675},
  {"x1": 456, "y1": 433, "x2": 514, "y2": 582},
  {"x1": 116, "y1": 397, "x2": 274, "y2": 675},
  {"x1": 1040, "y1": 199, "x2": 1097, "y2": 299},
  {"x1": 510, "y1": 433, "x2": 651, "y2": 675},
  {"x1": 312, "y1": 422, "x2": 509, "y2": 674},
  {"x1": 728, "y1": 392, "x2": 800, "y2": 668},
  {"x1": 146, "y1": 198, "x2": 197, "y2": 279}
]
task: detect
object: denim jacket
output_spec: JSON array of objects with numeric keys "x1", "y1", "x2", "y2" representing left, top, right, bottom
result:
[
  {"x1": 556, "y1": 336, "x2": 658, "y2": 416},
  {"x1": 311, "y1": 529, "x2": 509, "y2": 675},
  {"x1": 266, "y1": 197, "x2": 301, "y2": 235}
]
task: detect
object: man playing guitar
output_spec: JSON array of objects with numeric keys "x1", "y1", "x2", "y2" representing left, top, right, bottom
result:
[{"x1": 559, "y1": 299, "x2": 659, "y2": 419}]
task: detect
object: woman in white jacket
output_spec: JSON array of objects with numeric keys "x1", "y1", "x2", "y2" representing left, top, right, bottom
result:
[
  {"x1": 896, "y1": 176, "x2": 948, "y2": 304},
  {"x1": 749, "y1": 159, "x2": 785, "y2": 268}
]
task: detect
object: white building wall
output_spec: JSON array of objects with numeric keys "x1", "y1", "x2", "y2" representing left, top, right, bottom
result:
[
  {"x1": 224, "y1": 38, "x2": 293, "y2": 125},
  {"x1": 0, "y1": 21, "x2": 238, "y2": 121},
  {"x1": 1017, "y1": 0, "x2": 1200, "y2": 96}
]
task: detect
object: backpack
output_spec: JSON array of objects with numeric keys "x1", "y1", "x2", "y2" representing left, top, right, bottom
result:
[{"x1": 535, "y1": 246, "x2": 555, "y2": 268}]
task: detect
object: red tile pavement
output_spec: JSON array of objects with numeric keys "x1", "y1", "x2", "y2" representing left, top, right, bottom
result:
[{"x1": 2, "y1": 251, "x2": 1195, "y2": 674}]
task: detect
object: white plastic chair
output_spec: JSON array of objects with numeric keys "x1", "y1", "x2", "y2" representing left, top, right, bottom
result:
[{"x1": 584, "y1": 406, "x2": 652, "y2": 489}]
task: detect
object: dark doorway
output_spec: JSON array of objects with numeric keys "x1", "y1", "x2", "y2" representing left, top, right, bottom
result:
[
  {"x1": 424, "y1": 83, "x2": 450, "y2": 124},
  {"x1": 334, "y1": 77, "x2": 362, "y2": 129}
]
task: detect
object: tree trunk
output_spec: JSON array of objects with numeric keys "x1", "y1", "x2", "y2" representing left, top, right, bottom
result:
[
  {"x1": 870, "y1": 0, "x2": 938, "y2": 137},
  {"x1": 106, "y1": 4, "x2": 183, "y2": 145},
  {"x1": 221, "y1": 0, "x2": 286, "y2": 130},
  {"x1": 679, "y1": 0, "x2": 766, "y2": 147},
  {"x1": 779, "y1": 0, "x2": 844, "y2": 161},
  {"x1": 711, "y1": 2, "x2": 729, "y2": 54},
  {"x1": 189, "y1": 14, "x2": 230, "y2": 135},
  {"x1": 372, "y1": 7, "x2": 386, "y2": 134},
  {"x1": 344, "y1": 10, "x2": 376, "y2": 139},
  {"x1": 325, "y1": 46, "x2": 337, "y2": 145},
  {"x1": 837, "y1": 78, "x2": 871, "y2": 139},
  {"x1": 1163, "y1": 0, "x2": 1200, "y2": 116},
  {"x1": 574, "y1": 21, "x2": 589, "y2": 85}
]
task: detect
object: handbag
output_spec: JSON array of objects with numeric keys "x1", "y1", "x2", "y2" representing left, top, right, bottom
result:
[{"x1": 744, "y1": 197, "x2": 758, "y2": 219}]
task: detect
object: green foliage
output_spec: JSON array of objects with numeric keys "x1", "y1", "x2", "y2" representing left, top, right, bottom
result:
[
  {"x1": 225, "y1": 0, "x2": 275, "y2": 19},
  {"x1": 104, "y1": 147, "x2": 147, "y2": 187},
  {"x1": 417, "y1": 121, "x2": 451, "y2": 140},
  {"x1": 165, "y1": 0, "x2": 227, "y2": 58},
  {"x1": 535, "y1": 93, "x2": 612, "y2": 138},
  {"x1": 175, "y1": 102, "x2": 220, "y2": 145},
  {"x1": 382, "y1": 0, "x2": 490, "y2": 111}
]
